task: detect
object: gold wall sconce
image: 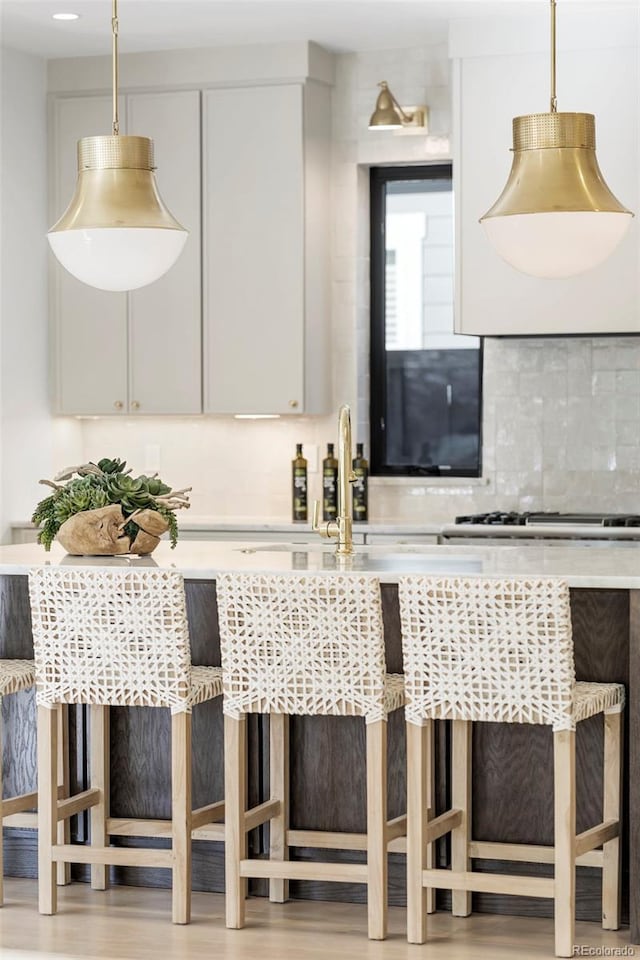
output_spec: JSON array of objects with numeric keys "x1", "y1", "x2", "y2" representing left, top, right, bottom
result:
[{"x1": 368, "y1": 81, "x2": 428, "y2": 132}]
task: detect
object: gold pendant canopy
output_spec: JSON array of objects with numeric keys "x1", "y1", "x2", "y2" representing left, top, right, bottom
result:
[
  {"x1": 481, "y1": 112, "x2": 632, "y2": 220},
  {"x1": 49, "y1": 135, "x2": 186, "y2": 233}
]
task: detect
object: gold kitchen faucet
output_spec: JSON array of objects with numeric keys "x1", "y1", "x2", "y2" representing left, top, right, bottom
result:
[{"x1": 312, "y1": 404, "x2": 357, "y2": 556}]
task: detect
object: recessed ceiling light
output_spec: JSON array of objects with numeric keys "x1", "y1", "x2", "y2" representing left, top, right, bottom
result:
[{"x1": 52, "y1": 13, "x2": 80, "y2": 21}]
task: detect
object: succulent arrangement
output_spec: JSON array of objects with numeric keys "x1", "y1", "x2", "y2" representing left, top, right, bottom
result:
[{"x1": 32, "y1": 457, "x2": 191, "y2": 554}]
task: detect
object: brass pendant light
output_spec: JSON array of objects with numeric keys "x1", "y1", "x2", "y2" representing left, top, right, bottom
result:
[
  {"x1": 47, "y1": 0, "x2": 187, "y2": 292},
  {"x1": 480, "y1": 0, "x2": 633, "y2": 278}
]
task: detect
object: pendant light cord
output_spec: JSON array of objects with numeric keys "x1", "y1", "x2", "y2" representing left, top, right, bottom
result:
[
  {"x1": 550, "y1": 0, "x2": 557, "y2": 113},
  {"x1": 112, "y1": 0, "x2": 119, "y2": 135}
]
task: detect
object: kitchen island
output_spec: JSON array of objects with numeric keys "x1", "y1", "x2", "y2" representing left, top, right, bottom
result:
[{"x1": 0, "y1": 539, "x2": 637, "y2": 940}]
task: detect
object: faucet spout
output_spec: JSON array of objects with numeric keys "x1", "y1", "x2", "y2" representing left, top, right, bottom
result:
[
  {"x1": 311, "y1": 403, "x2": 356, "y2": 556},
  {"x1": 336, "y1": 403, "x2": 355, "y2": 556}
]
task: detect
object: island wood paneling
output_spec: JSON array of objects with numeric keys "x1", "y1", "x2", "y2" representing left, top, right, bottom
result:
[
  {"x1": 1, "y1": 575, "x2": 37, "y2": 878},
  {"x1": 628, "y1": 590, "x2": 640, "y2": 942},
  {"x1": 0, "y1": 576, "x2": 635, "y2": 933}
]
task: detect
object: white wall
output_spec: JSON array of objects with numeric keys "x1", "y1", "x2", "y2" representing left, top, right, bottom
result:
[{"x1": 0, "y1": 46, "x2": 81, "y2": 542}]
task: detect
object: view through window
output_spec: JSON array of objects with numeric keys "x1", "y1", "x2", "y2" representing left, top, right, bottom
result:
[{"x1": 370, "y1": 165, "x2": 482, "y2": 476}]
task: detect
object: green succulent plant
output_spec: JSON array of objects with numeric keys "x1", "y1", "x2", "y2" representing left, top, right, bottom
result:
[
  {"x1": 32, "y1": 459, "x2": 190, "y2": 551},
  {"x1": 97, "y1": 457, "x2": 127, "y2": 475}
]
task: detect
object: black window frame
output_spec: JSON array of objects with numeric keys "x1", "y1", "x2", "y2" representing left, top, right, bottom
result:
[{"x1": 369, "y1": 164, "x2": 483, "y2": 478}]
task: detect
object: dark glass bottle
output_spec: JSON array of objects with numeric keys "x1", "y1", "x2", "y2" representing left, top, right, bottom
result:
[
  {"x1": 292, "y1": 443, "x2": 308, "y2": 522},
  {"x1": 352, "y1": 442, "x2": 369, "y2": 522},
  {"x1": 322, "y1": 442, "x2": 338, "y2": 521}
]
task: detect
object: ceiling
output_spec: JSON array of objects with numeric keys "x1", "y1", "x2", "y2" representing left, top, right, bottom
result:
[{"x1": 1, "y1": 0, "x2": 637, "y2": 59}]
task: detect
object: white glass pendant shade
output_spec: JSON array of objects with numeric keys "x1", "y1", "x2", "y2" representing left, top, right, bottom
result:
[
  {"x1": 480, "y1": 113, "x2": 632, "y2": 278},
  {"x1": 482, "y1": 210, "x2": 631, "y2": 279},
  {"x1": 48, "y1": 226, "x2": 187, "y2": 292},
  {"x1": 48, "y1": 135, "x2": 188, "y2": 291}
]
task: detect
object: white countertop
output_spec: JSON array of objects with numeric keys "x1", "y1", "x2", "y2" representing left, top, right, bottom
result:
[
  {"x1": 177, "y1": 519, "x2": 444, "y2": 535},
  {"x1": 2, "y1": 539, "x2": 640, "y2": 588},
  {"x1": 12, "y1": 517, "x2": 443, "y2": 536},
  {"x1": 16, "y1": 517, "x2": 640, "y2": 540}
]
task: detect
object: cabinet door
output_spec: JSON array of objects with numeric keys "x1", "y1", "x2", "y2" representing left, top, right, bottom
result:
[
  {"x1": 204, "y1": 85, "x2": 305, "y2": 414},
  {"x1": 127, "y1": 91, "x2": 202, "y2": 414},
  {"x1": 455, "y1": 46, "x2": 639, "y2": 336},
  {"x1": 52, "y1": 97, "x2": 128, "y2": 414}
]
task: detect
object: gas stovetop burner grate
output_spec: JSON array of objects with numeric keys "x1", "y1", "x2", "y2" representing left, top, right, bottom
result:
[
  {"x1": 455, "y1": 511, "x2": 528, "y2": 526},
  {"x1": 454, "y1": 512, "x2": 640, "y2": 527}
]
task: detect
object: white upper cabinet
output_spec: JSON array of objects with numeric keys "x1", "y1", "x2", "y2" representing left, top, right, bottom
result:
[
  {"x1": 453, "y1": 28, "x2": 639, "y2": 336},
  {"x1": 203, "y1": 82, "x2": 331, "y2": 414},
  {"x1": 51, "y1": 90, "x2": 202, "y2": 414},
  {"x1": 127, "y1": 91, "x2": 202, "y2": 414}
]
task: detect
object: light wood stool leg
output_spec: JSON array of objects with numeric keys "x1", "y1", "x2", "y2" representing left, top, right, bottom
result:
[
  {"x1": 37, "y1": 705, "x2": 57, "y2": 915},
  {"x1": 554, "y1": 728, "x2": 576, "y2": 958},
  {"x1": 269, "y1": 713, "x2": 289, "y2": 903},
  {"x1": 56, "y1": 704, "x2": 71, "y2": 886},
  {"x1": 602, "y1": 709, "x2": 623, "y2": 931},
  {"x1": 425, "y1": 719, "x2": 436, "y2": 915},
  {"x1": 407, "y1": 720, "x2": 430, "y2": 943},
  {"x1": 452, "y1": 719, "x2": 472, "y2": 917},
  {"x1": 171, "y1": 710, "x2": 192, "y2": 924},
  {"x1": 366, "y1": 719, "x2": 387, "y2": 941},
  {"x1": 90, "y1": 705, "x2": 110, "y2": 891},
  {"x1": 225, "y1": 714, "x2": 247, "y2": 929}
]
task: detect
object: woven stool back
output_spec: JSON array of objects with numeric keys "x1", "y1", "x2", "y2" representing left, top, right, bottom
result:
[
  {"x1": 398, "y1": 576, "x2": 576, "y2": 730},
  {"x1": 216, "y1": 573, "x2": 387, "y2": 722},
  {"x1": 28, "y1": 567, "x2": 193, "y2": 710}
]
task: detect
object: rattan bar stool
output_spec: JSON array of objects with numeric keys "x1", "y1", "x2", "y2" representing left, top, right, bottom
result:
[
  {"x1": 0, "y1": 660, "x2": 71, "y2": 903},
  {"x1": 398, "y1": 576, "x2": 625, "y2": 958},
  {"x1": 28, "y1": 567, "x2": 224, "y2": 924},
  {"x1": 216, "y1": 572, "x2": 405, "y2": 941}
]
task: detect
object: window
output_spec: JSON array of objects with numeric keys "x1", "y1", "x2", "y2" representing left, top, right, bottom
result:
[{"x1": 370, "y1": 165, "x2": 482, "y2": 477}]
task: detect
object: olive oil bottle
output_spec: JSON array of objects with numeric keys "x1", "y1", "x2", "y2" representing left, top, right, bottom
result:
[
  {"x1": 352, "y1": 442, "x2": 369, "y2": 522},
  {"x1": 322, "y1": 443, "x2": 338, "y2": 521},
  {"x1": 292, "y1": 443, "x2": 308, "y2": 522}
]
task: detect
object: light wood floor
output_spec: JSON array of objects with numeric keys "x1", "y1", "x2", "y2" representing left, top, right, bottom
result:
[{"x1": 0, "y1": 879, "x2": 633, "y2": 960}]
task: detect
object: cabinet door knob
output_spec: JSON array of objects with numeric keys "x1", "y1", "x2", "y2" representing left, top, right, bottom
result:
[
  {"x1": 288, "y1": 400, "x2": 299, "y2": 409},
  {"x1": 114, "y1": 401, "x2": 124, "y2": 410},
  {"x1": 131, "y1": 400, "x2": 140, "y2": 411}
]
